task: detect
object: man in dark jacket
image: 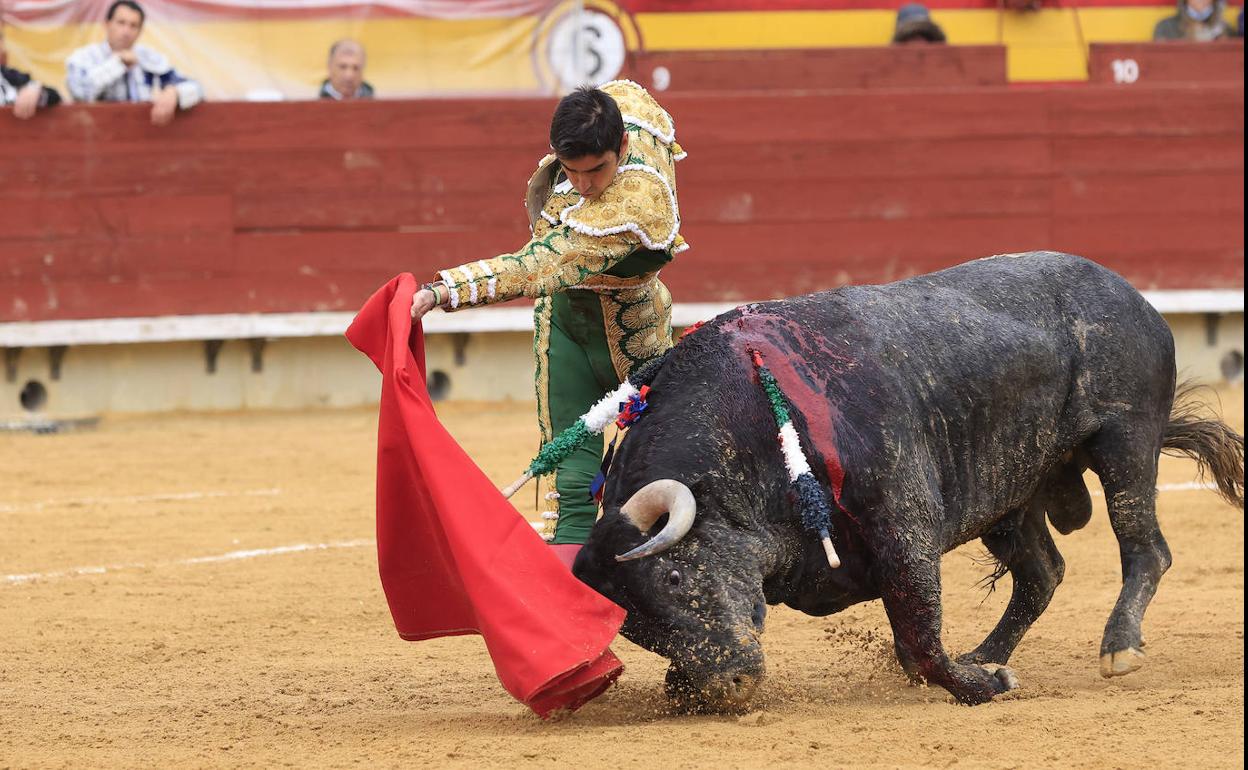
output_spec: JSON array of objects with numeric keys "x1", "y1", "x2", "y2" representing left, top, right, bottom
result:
[
  {"x1": 1, "y1": 21, "x2": 62, "y2": 119},
  {"x1": 1153, "y1": 0, "x2": 1235, "y2": 41}
]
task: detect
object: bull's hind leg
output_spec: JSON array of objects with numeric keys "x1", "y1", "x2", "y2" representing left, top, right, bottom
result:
[
  {"x1": 1086, "y1": 424, "x2": 1172, "y2": 678},
  {"x1": 958, "y1": 501, "x2": 1065, "y2": 666}
]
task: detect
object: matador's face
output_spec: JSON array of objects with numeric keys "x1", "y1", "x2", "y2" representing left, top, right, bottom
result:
[{"x1": 557, "y1": 134, "x2": 629, "y2": 202}]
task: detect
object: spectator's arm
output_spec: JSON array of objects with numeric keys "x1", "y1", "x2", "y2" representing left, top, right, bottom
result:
[
  {"x1": 39, "y1": 83, "x2": 63, "y2": 108},
  {"x1": 3, "y1": 65, "x2": 32, "y2": 89},
  {"x1": 2, "y1": 67, "x2": 60, "y2": 112},
  {"x1": 158, "y1": 69, "x2": 203, "y2": 109},
  {"x1": 66, "y1": 53, "x2": 127, "y2": 102}
]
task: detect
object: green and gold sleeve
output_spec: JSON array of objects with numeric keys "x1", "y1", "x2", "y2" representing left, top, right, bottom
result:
[{"x1": 435, "y1": 225, "x2": 641, "y2": 310}]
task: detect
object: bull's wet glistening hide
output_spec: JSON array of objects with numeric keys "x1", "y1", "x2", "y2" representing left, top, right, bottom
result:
[{"x1": 573, "y1": 251, "x2": 1245, "y2": 711}]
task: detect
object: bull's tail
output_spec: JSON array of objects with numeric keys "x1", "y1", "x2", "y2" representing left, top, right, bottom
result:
[{"x1": 1162, "y1": 382, "x2": 1245, "y2": 509}]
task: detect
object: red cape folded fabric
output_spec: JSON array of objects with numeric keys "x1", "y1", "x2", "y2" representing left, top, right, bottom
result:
[{"x1": 345, "y1": 274, "x2": 626, "y2": 718}]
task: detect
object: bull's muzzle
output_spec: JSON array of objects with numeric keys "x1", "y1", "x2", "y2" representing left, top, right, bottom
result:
[
  {"x1": 665, "y1": 664, "x2": 764, "y2": 714},
  {"x1": 614, "y1": 479, "x2": 697, "y2": 561}
]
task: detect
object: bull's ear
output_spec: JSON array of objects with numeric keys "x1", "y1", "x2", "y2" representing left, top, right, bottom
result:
[{"x1": 615, "y1": 480, "x2": 696, "y2": 561}]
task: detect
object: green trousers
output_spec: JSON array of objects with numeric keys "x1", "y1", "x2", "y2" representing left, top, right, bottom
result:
[{"x1": 534, "y1": 290, "x2": 623, "y2": 545}]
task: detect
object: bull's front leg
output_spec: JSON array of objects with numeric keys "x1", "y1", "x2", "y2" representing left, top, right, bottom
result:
[{"x1": 874, "y1": 536, "x2": 1019, "y2": 705}]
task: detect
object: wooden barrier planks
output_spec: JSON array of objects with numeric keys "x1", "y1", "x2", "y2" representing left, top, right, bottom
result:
[
  {"x1": 1, "y1": 80, "x2": 1243, "y2": 323},
  {"x1": 1088, "y1": 41, "x2": 1245, "y2": 86},
  {"x1": 625, "y1": 46, "x2": 1009, "y2": 92}
]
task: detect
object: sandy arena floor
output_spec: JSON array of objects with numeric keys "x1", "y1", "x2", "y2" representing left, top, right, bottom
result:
[{"x1": 1, "y1": 388, "x2": 1243, "y2": 769}]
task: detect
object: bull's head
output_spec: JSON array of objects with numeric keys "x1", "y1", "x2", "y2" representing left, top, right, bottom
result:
[{"x1": 573, "y1": 477, "x2": 777, "y2": 713}]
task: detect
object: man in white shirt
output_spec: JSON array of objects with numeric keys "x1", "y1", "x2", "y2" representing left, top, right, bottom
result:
[{"x1": 65, "y1": 0, "x2": 202, "y2": 126}]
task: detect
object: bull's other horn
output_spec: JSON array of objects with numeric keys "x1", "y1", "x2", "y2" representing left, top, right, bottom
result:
[{"x1": 615, "y1": 479, "x2": 696, "y2": 561}]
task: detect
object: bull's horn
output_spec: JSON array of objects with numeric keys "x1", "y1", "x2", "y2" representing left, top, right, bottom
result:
[{"x1": 614, "y1": 479, "x2": 696, "y2": 562}]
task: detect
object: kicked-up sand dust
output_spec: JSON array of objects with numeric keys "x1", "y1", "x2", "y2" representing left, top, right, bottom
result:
[{"x1": 0, "y1": 388, "x2": 1242, "y2": 769}]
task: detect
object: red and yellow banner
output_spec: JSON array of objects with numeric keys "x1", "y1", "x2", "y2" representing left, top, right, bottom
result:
[{"x1": 2, "y1": 0, "x2": 1233, "y2": 94}]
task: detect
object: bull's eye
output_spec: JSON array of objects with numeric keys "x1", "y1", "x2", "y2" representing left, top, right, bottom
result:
[{"x1": 667, "y1": 569, "x2": 682, "y2": 586}]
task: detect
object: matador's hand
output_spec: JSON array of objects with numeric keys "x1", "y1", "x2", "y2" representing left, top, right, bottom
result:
[{"x1": 411, "y1": 288, "x2": 439, "y2": 321}]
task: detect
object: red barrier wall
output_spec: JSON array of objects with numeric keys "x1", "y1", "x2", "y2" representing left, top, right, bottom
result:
[
  {"x1": 1087, "y1": 41, "x2": 1244, "y2": 85},
  {"x1": 626, "y1": 46, "x2": 1008, "y2": 92},
  {"x1": 2, "y1": 77, "x2": 1243, "y2": 323}
]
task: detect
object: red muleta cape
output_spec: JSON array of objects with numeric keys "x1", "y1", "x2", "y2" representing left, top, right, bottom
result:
[{"x1": 345, "y1": 274, "x2": 626, "y2": 718}]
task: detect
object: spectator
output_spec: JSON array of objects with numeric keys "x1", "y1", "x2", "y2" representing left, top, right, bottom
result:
[
  {"x1": 892, "y1": 3, "x2": 948, "y2": 44},
  {"x1": 319, "y1": 40, "x2": 374, "y2": 100},
  {"x1": 1153, "y1": 0, "x2": 1235, "y2": 41},
  {"x1": 1237, "y1": 8, "x2": 1244, "y2": 37},
  {"x1": 1, "y1": 21, "x2": 62, "y2": 119},
  {"x1": 65, "y1": 0, "x2": 202, "y2": 126}
]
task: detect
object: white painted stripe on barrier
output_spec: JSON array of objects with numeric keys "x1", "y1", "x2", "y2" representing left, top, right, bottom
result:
[
  {"x1": 673, "y1": 302, "x2": 739, "y2": 327},
  {"x1": 1, "y1": 290, "x2": 1239, "y2": 347},
  {"x1": 673, "y1": 294, "x2": 1246, "y2": 322},
  {"x1": 1142, "y1": 290, "x2": 1245, "y2": 316},
  {"x1": 0, "y1": 488, "x2": 282, "y2": 514},
  {"x1": 3, "y1": 538, "x2": 375, "y2": 585},
  {"x1": 0, "y1": 308, "x2": 537, "y2": 347}
]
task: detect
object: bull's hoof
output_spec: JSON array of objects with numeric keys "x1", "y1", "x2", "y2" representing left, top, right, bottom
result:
[
  {"x1": 948, "y1": 663, "x2": 1020, "y2": 705},
  {"x1": 1099, "y1": 647, "x2": 1145, "y2": 678},
  {"x1": 978, "y1": 663, "x2": 1020, "y2": 693}
]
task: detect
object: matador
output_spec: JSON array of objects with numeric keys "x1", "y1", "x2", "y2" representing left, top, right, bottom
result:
[{"x1": 410, "y1": 80, "x2": 687, "y2": 562}]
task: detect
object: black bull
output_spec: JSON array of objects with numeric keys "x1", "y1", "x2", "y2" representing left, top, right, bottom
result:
[{"x1": 572, "y1": 252, "x2": 1245, "y2": 710}]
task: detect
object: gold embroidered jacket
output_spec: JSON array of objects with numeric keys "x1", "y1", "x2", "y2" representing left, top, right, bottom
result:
[{"x1": 434, "y1": 79, "x2": 687, "y2": 379}]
